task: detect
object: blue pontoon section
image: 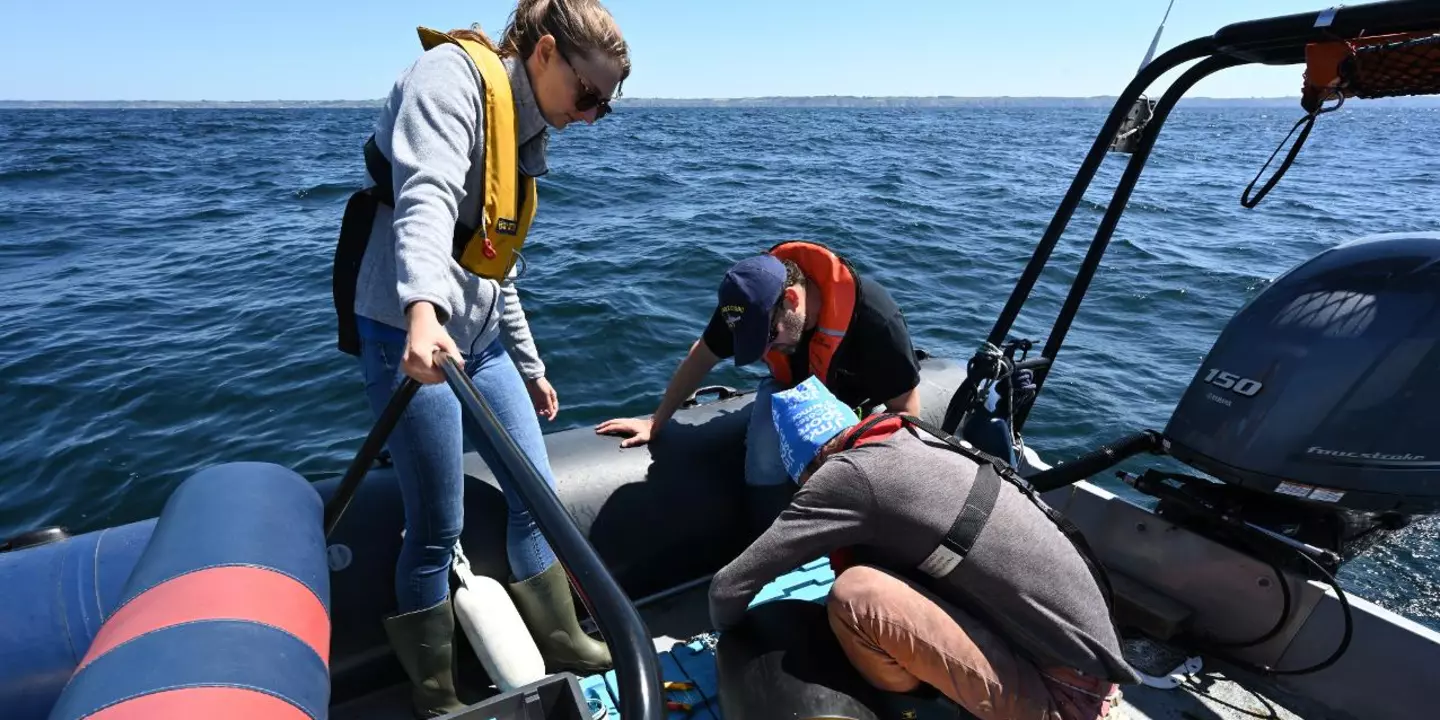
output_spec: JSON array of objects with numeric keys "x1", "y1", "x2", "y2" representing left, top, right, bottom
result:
[
  {"x1": 46, "y1": 462, "x2": 333, "y2": 720},
  {"x1": 0, "y1": 520, "x2": 155, "y2": 718}
]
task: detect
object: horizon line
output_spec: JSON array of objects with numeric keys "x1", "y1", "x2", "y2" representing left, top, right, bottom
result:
[
  {"x1": 4, "y1": 93, "x2": 1308, "y2": 102},
  {"x1": 5, "y1": 94, "x2": 1438, "y2": 108}
]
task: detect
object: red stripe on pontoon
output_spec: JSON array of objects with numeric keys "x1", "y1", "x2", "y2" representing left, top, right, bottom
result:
[
  {"x1": 85, "y1": 686, "x2": 310, "y2": 720},
  {"x1": 79, "y1": 566, "x2": 329, "y2": 669}
]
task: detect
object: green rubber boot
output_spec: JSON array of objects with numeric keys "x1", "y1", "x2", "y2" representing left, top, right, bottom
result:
[
  {"x1": 508, "y1": 563, "x2": 613, "y2": 674},
  {"x1": 382, "y1": 598, "x2": 468, "y2": 719}
]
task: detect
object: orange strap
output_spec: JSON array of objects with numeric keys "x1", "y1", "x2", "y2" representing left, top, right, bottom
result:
[{"x1": 1304, "y1": 31, "x2": 1437, "y2": 111}]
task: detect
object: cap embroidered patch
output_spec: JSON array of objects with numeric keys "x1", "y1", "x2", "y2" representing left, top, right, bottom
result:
[{"x1": 721, "y1": 304, "x2": 745, "y2": 330}]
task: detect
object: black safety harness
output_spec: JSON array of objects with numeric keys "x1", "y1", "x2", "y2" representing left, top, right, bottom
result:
[{"x1": 839, "y1": 413, "x2": 1115, "y2": 613}]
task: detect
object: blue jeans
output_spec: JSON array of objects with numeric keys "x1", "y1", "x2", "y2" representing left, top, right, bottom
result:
[
  {"x1": 359, "y1": 329, "x2": 557, "y2": 614},
  {"x1": 745, "y1": 378, "x2": 790, "y2": 487}
]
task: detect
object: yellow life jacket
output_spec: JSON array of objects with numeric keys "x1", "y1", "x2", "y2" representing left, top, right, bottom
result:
[{"x1": 416, "y1": 26, "x2": 538, "y2": 280}]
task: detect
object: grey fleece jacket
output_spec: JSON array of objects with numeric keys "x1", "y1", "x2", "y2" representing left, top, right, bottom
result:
[
  {"x1": 709, "y1": 429, "x2": 1140, "y2": 685},
  {"x1": 355, "y1": 43, "x2": 551, "y2": 378}
]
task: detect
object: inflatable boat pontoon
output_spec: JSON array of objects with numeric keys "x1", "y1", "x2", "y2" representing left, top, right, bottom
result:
[{"x1": 6, "y1": 2, "x2": 1440, "y2": 719}]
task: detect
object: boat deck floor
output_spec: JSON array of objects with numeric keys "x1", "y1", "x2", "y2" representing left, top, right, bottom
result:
[{"x1": 334, "y1": 559, "x2": 1336, "y2": 720}]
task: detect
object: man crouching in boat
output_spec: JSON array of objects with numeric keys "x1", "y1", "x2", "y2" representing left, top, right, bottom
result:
[
  {"x1": 596, "y1": 241, "x2": 923, "y2": 534},
  {"x1": 708, "y1": 377, "x2": 1138, "y2": 720}
]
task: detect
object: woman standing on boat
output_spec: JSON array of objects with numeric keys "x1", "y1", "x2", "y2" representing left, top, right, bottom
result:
[{"x1": 331, "y1": 0, "x2": 629, "y2": 715}]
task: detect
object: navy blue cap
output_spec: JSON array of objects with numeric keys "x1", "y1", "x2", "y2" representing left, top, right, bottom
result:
[{"x1": 716, "y1": 254, "x2": 786, "y2": 366}]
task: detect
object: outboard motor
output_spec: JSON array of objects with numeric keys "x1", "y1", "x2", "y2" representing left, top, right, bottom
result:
[
  {"x1": 1026, "y1": 232, "x2": 1440, "y2": 579},
  {"x1": 1012, "y1": 232, "x2": 1440, "y2": 681},
  {"x1": 1162, "y1": 232, "x2": 1440, "y2": 573}
]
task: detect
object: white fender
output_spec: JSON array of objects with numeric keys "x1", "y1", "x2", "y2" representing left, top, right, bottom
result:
[{"x1": 452, "y1": 542, "x2": 547, "y2": 691}]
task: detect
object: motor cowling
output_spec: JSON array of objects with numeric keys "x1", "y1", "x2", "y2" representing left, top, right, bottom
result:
[
  {"x1": 1165, "y1": 232, "x2": 1440, "y2": 514},
  {"x1": 1161, "y1": 233, "x2": 1440, "y2": 568}
]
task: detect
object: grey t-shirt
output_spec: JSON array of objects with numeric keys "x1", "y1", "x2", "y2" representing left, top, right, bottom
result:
[{"x1": 708, "y1": 428, "x2": 1139, "y2": 685}]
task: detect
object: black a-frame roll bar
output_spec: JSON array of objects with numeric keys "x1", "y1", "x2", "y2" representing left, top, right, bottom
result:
[{"x1": 940, "y1": 0, "x2": 1440, "y2": 436}]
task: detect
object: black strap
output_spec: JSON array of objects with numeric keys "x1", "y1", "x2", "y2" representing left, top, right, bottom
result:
[
  {"x1": 870, "y1": 413, "x2": 1116, "y2": 613},
  {"x1": 332, "y1": 186, "x2": 381, "y2": 357},
  {"x1": 364, "y1": 134, "x2": 484, "y2": 265},
  {"x1": 840, "y1": 412, "x2": 1002, "y2": 569},
  {"x1": 940, "y1": 465, "x2": 1001, "y2": 558},
  {"x1": 1240, "y1": 112, "x2": 1316, "y2": 209},
  {"x1": 839, "y1": 413, "x2": 900, "y2": 451},
  {"x1": 364, "y1": 135, "x2": 395, "y2": 206},
  {"x1": 898, "y1": 413, "x2": 1017, "y2": 471}
]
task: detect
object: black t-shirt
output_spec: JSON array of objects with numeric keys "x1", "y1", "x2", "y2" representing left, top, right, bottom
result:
[{"x1": 701, "y1": 272, "x2": 921, "y2": 409}]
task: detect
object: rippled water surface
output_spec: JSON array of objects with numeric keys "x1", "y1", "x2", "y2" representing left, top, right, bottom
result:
[{"x1": 2, "y1": 105, "x2": 1437, "y2": 629}]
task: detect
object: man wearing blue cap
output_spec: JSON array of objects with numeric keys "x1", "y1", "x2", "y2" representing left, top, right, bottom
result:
[
  {"x1": 707, "y1": 377, "x2": 1135, "y2": 720},
  {"x1": 596, "y1": 240, "x2": 923, "y2": 533}
]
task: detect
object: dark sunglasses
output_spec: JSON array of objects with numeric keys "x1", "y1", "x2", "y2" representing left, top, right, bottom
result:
[{"x1": 557, "y1": 48, "x2": 612, "y2": 120}]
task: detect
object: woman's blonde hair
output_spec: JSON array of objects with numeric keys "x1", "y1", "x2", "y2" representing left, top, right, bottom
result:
[{"x1": 450, "y1": 0, "x2": 630, "y2": 92}]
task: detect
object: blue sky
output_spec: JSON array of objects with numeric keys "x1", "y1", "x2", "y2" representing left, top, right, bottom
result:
[{"x1": 2, "y1": 1, "x2": 1334, "y2": 101}]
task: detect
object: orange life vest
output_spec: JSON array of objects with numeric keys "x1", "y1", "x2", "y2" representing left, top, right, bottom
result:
[{"x1": 762, "y1": 241, "x2": 859, "y2": 388}]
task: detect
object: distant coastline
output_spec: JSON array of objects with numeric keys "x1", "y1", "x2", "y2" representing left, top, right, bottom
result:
[{"x1": 4, "y1": 95, "x2": 1440, "y2": 109}]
